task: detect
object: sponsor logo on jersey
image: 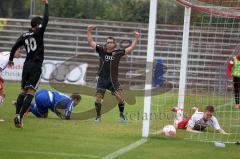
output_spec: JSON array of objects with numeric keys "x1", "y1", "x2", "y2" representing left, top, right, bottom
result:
[
  {"x1": 105, "y1": 55, "x2": 114, "y2": 61},
  {"x1": 23, "y1": 32, "x2": 34, "y2": 37}
]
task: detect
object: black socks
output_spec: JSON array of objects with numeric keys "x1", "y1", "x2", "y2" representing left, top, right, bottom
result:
[
  {"x1": 118, "y1": 101, "x2": 125, "y2": 114},
  {"x1": 16, "y1": 94, "x2": 26, "y2": 114},
  {"x1": 20, "y1": 94, "x2": 34, "y2": 119},
  {"x1": 95, "y1": 102, "x2": 102, "y2": 117}
]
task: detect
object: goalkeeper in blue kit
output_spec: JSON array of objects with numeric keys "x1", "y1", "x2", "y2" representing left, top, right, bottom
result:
[{"x1": 28, "y1": 89, "x2": 81, "y2": 120}]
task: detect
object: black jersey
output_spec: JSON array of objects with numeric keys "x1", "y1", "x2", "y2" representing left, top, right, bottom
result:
[
  {"x1": 96, "y1": 45, "x2": 125, "y2": 80},
  {"x1": 9, "y1": 4, "x2": 49, "y2": 69}
]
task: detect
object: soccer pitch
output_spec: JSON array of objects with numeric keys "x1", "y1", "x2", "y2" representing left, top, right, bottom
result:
[{"x1": 0, "y1": 82, "x2": 239, "y2": 159}]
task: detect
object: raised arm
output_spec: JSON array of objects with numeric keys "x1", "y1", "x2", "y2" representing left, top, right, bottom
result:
[
  {"x1": 125, "y1": 32, "x2": 140, "y2": 55},
  {"x1": 39, "y1": 0, "x2": 49, "y2": 32},
  {"x1": 87, "y1": 25, "x2": 97, "y2": 49}
]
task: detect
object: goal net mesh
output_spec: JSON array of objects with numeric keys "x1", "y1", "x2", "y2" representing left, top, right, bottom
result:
[{"x1": 151, "y1": 0, "x2": 240, "y2": 143}]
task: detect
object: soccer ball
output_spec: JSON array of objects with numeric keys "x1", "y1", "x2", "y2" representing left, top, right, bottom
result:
[{"x1": 162, "y1": 125, "x2": 176, "y2": 137}]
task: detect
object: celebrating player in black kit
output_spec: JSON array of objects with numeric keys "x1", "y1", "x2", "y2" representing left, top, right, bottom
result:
[
  {"x1": 8, "y1": 0, "x2": 49, "y2": 128},
  {"x1": 87, "y1": 25, "x2": 140, "y2": 122}
]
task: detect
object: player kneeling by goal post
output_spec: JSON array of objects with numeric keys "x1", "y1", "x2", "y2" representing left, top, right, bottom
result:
[{"x1": 172, "y1": 105, "x2": 229, "y2": 134}]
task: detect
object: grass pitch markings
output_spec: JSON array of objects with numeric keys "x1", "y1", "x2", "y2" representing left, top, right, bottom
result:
[{"x1": 102, "y1": 138, "x2": 148, "y2": 159}]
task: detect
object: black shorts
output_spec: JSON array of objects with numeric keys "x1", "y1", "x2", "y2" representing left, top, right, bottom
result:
[
  {"x1": 21, "y1": 67, "x2": 42, "y2": 90},
  {"x1": 96, "y1": 77, "x2": 122, "y2": 96}
]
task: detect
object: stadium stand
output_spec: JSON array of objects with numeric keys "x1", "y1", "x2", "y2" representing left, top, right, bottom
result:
[{"x1": 0, "y1": 17, "x2": 239, "y2": 89}]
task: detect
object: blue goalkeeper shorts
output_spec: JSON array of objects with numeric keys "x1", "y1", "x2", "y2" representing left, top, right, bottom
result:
[{"x1": 29, "y1": 89, "x2": 52, "y2": 117}]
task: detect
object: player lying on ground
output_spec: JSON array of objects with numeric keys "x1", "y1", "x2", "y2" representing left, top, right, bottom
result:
[
  {"x1": 0, "y1": 48, "x2": 22, "y2": 122},
  {"x1": 22, "y1": 89, "x2": 81, "y2": 120},
  {"x1": 87, "y1": 25, "x2": 140, "y2": 122},
  {"x1": 172, "y1": 105, "x2": 228, "y2": 134},
  {"x1": 8, "y1": 0, "x2": 49, "y2": 128}
]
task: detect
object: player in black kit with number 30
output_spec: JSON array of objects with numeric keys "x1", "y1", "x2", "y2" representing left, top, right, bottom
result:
[
  {"x1": 8, "y1": 0, "x2": 49, "y2": 128},
  {"x1": 87, "y1": 25, "x2": 140, "y2": 122}
]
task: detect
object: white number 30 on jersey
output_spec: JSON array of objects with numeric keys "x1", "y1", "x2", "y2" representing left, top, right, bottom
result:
[{"x1": 25, "y1": 37, "x2": 37, "y2": 53}]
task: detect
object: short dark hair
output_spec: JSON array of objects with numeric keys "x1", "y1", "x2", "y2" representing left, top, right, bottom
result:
[
  {"x1": 105, "y1": 36, "x2": 117, "y2": 49},
  {"x1": 31, "y1": 16, "x2": 43, "y2": 28},
  {"x1": 106, "y1": 36, "x2": 116, "y2": 42},
  {"x1": 205, "y1": 105, "x2": 214, "y2": 112},
  {"x1": 70, "y1": 93, "x2": 81, "y2": 101}
]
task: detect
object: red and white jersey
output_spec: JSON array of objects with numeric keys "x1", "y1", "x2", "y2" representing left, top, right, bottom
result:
[
  {"x1": 187, "y1": 112, "x2": 221, "y2": 131},
  {"x1": 0, "y1": 51, "x2": 10, "y2": 72}
]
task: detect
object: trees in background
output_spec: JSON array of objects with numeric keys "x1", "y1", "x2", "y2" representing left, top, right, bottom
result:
[
  {"x1": 0, "y1": 0, "x2": 28, "y2": 18},
  {"x1": 0, "y1": 0, "x2": 191, "y2": 24}
]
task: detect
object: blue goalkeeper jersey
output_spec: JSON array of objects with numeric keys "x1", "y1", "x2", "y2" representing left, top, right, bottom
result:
[
  {"x1": 32, "y1": 89, "x2": 74, "y2": 118},
  {"x1": 50, "y1": 90, "x2": 74, "y2": 113}
]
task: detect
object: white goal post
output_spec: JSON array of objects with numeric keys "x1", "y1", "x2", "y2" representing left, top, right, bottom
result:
[{"x1": 142, "y1": 0, "x2": 158, "y2": 138}]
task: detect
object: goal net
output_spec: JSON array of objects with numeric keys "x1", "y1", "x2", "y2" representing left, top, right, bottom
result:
[{"x1": 151, "y1": 0, "x2": 240, "y2": 143}]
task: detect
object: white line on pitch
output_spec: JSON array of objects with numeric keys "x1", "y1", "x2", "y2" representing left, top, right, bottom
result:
[
  {"x1": 102, "y1": 138, "x2": 148, "y2": 159},
  {"x1": 0, "y1": 149, "x2": 99, "y2": 158}
]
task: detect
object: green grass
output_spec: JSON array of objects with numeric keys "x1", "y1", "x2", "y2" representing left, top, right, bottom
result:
[{"x1": 0, "y1": 82, "x2": 239, "y2": 159}]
